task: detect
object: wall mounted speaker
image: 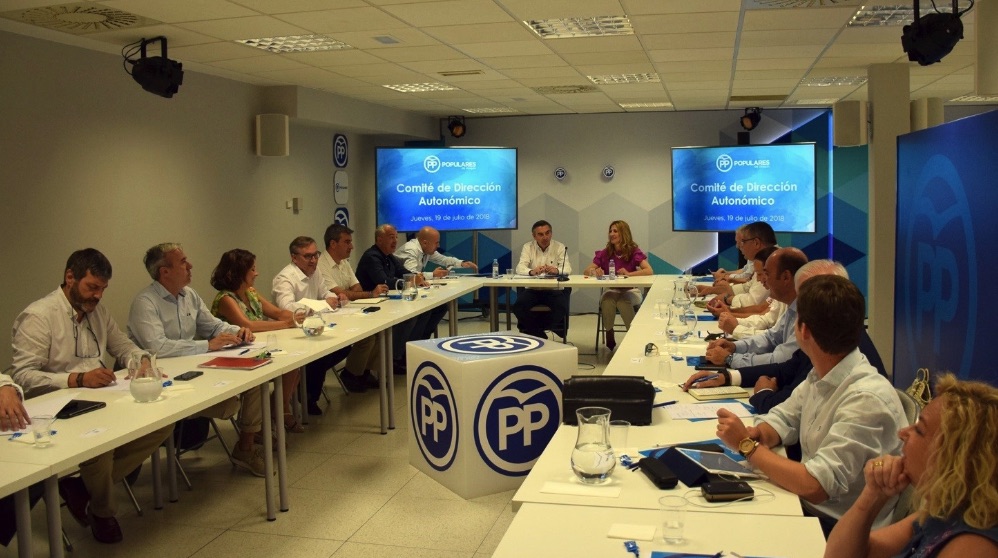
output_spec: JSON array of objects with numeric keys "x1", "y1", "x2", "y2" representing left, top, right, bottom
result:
[
  {"x1": 832, "y1": 100, "x2": 868, "y2": 147},
  {"x1": 256, "y1": 114, "x2": 289, "y2": 157}
]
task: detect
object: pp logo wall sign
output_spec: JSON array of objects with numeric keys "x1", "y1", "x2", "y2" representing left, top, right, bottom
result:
[
  {"x1": 437, "y1": 335, "x2": 542, "y2": 355},
  {"x1": 474, "y1": 365, "x2": 563, "y2": 476},
  {"x1": 410, "y1": 362, "x2": 458, "y2": 471},
  {"x1": 333, "y1": 134, "x2": 348, "y2": 168}
]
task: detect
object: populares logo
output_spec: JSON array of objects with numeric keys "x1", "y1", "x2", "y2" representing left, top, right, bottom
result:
[
  {"x1": 438, "y1": 334, "x2": 542, "y2": 355},
  {"x1": 333, "y1": 134, "x2": 348, "y2": 168},
  {"x1": 716, "y1": 153, "x2": 770, "y2": 172},
  {"x1": 474, "y1": 366, "x2": 563, "y2": 476},
  {"x1": 423, "y1": 155, "x2": 477, "y2": 174},
  {"x1": 410, "y1": 362, "x2": 458, "y2": 471}
]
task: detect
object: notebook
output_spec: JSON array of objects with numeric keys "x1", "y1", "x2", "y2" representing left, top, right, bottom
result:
[
  {"x1": 199, "y1": 357, "x2": 272, "y2": 370},
  {"x1": 688, "y1": 386, "x2": 749, "y2": 401}
]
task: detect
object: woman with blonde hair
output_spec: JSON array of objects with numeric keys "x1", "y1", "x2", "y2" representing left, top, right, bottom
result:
[
  {"x1": 825, "y1": 373, "x2": 998, "y2": 557},
  {"x1": 583, "y1": 220, "x2": 652, "y2": 350}
]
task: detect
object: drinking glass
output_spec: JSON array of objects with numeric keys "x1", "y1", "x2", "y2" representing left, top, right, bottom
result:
[
  {"x1": 31, "y1": 415, "x2": 55, "y2": 447},
  {"x1": 659, "y1": 496, "x2": 687, "y2": 544}
]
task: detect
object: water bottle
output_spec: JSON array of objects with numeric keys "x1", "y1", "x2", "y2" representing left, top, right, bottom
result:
[
  {"x1": 608, "y1": 259, "x2": 616, "y2": 280},
  {"x1": 492, "y1": 258, "x2": 499, "y2": 279}
]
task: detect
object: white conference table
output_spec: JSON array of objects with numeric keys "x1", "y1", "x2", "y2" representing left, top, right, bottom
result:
[
  {"x1": 482, "y1": 274, "x2": 661, "y2": 332},
  {"x1": 1, "y1": 461, "x2": 56, "y2": 558},
  {"x1": 0, "y1": 277, "x2": 485, "y2": 555},
  {"x1": 493, "y1": 502, "x2": 826, "y2": 558}
]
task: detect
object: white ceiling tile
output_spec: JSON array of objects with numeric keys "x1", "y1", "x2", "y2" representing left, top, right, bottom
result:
[
  {"x1": 284, "y1": 49, "x2": 388, "y2": 67},
  {"x1": 622, "y1": 0, "x2": 742, "y2": 15},
  {"x1": 372, "y1": 44, "x2": 466, "y2": 63},
  {"x1": 663, "y1": 71, "x2": 730, "y2": 82},
  {"x1": 735, "y1": 57, "x2": 814, "y2": 70},
  {"x1": 85, "y1": 24, "x2": 218, "y2": 47},
  {"x1": 480, "y1": 54, "x2": 568, "y2": 70},
  {"x1": 97, "y1": 0, "x2": 257, "y2": 23},
  {"x1": 648, "y1": 47, "x2": 734, "y2": 62},
  {"x1": 640, "y1": 32, "x2": 734, "y2": 50},
  {"x1": 742, "y1": 6, "x2": 857, "y2": 31},
  {"x1": 738, "y1": 28, "x2": 836, "y2": 47},
  {"x1": 169, "y1": 41, "x2": 263, "y2": 62},
  {"x1": 208, "y1": 54, "x2": 308, "y2": 73},
  {"x1": 275, "y1": 7, "x2": 409, "y2": 33},
  {"x1": 668, "y1": 80, "x2": 728, "y2": 91},
  {"x1": 560, "y1": 50, "x2": 649, "y2": 65},
  {"x1": 630, "y1": 11, "x2": 740, "y2": 34},
  {"x1": 497, "y1": 0, "x2": 627, "y2": 20},
  {"x1": 421, "y1": 21, "x2": 536, "y2": 44},
  {"x1": 501, "y1": 66, "x2": 582, "y2": 79},
  {"x1": 382, "y1": 0, "x2": 514, "y2": 27},
  {"x1": 455, "y1": 39, "x2": 552, "y2": 58},
  {"x1": 544, "y1": 35, "x2": 643, "y2": 54},
  {"x1": 176, "y1": 15, "x2": 310, "y2": 40},
  {"x1": 231, "y1": 0, "x2": 367, "y2": 13},
  {"x1": 325, "y1": 28, "x2": 440, "y2": 49}
]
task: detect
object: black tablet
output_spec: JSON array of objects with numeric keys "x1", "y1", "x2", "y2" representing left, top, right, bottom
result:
[{"x1": 56, "y1": 399, "x2": 107, "y2": 419}]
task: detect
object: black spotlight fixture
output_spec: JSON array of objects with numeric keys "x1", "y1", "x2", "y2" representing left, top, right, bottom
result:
[
  {"x1": 740, "y1": 107, "x2": 762, "y2": 131},
  {"x1": 447, "y1": 116, "x2": 466, "y2": 138},
  {"x1": 123, "y1": 36, "x2": 184, "y2": 98},
  {"x1": 901, "y1": 0, "x2": 969, "y2": 66}
]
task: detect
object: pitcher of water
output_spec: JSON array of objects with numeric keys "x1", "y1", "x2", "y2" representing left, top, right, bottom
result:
[
  {"x1": 127, "y1": 351, "x2": 162, "y2": 403},
  {"x1": 294, "y1": 306, "x2": 325, "y2": 336},
  {"x1": 402, "y1": 273, "x2": 419, "y2": 301},
  {"x1": 667, "y1": 304, "x2": 697, "y2": 343},
  {"x1": 571, "y1": 406, "x2": 616, "y2": 484}
]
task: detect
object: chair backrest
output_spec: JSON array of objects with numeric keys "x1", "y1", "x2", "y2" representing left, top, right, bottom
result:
[{"x1": 896, "y1": 388, "x2": 921, "y2": 426}]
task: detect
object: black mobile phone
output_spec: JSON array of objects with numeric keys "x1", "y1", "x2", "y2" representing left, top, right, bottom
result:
[
  {"x1": 704, "y1": 332, "x2": 726, "y2": 341},
  {"x1": 701, "y1": 481, "x2": 755, "y2": 502},
  {"x1": 56, "y1": 399, "x2": 107, "y2": 419},
  {"x1": 362, "y1": 306, "x2": 381, "y2": 313},
  {"x1": 175, "y1": 371, "x2": 204, "y2": 381}
]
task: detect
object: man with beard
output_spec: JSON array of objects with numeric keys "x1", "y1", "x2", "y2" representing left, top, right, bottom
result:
[{"x1": 10, "y1": 249, "x2": 172, "y2": 544}]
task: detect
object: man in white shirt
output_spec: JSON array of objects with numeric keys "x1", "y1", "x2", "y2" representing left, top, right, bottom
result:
[
  {"x1": 317, "y1": 223, "x2": 388, "y2": 395},
  {"x1": 11, "y1": 249, "x2": 172, "y2": 544},
  {"x1": 715, "y1": 246, "x2": 786, "y2": 339},
  {"x1": 716, "y1": 274, "x2": 906, "y2": 534},
  {"x1": 704, "y1": 247, "x2": 807, "y2": 368},
  {"x1": 272, "y1": 236, "x2": 351, "y2": 414},
  {"x1": 512, "y1": 220, "x2": 572, "y2": 338},
  {"x1": 701, "y1": 222, "x2": 776, "y2": 309},
  {"x1": 396, "y1": 225, "x2": 477, "y2": 277}
]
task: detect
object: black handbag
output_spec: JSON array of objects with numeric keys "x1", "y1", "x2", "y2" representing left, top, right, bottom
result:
[{"x1": 561, "y1": 375, "x2": 655, "y2": 426}]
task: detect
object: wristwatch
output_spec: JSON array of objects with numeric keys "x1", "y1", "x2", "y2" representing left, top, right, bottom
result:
[
  {"x1": 738, "y1": 437, "x2": 760, "y2": 458},
  {"x1": 724, "y1": 353, "x2": 734, "y2": 367}
]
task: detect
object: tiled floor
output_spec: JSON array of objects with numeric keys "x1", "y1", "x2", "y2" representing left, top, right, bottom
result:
[{"x1": 3, "y1": 312, "x2": 619, "y2": 558}]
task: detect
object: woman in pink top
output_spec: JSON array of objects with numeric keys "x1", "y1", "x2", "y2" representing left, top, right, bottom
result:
[{"x1": 583, "y1": 220, "x2": 653, "y2": 350}]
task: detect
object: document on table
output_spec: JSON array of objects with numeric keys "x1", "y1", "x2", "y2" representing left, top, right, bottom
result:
[
  {"x1": 213, "y1": 342, "x2": 268, "y2": 357},
  {"x1": 2, "y1": 393, "x2": 75, "y2": 436},
  {"x1": 664, "y1": 402, "x2": 752, "y2": 420}
]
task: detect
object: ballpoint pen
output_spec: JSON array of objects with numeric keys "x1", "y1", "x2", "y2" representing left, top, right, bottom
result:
[
  {"x1": 680, "y1": 374, "x2": 722, "y2": 388},
  {"x1": 238, "y1": 348, "x2": 250, "y2": 355},
  {"x1": 653, "y1": 400, "x2": 678, "y2": 407}
]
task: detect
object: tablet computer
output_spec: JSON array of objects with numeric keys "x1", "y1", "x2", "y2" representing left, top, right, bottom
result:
[
  {"x1": 676, "y1": 448, "x2": 764, "y2": 479},
  {"x1": 56, "y1": 399, "x2": 107, "y2": 419}
]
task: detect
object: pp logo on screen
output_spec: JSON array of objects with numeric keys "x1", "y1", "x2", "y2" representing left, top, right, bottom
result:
[
  {"x1": 424, "y1": 155, "x2": 441, "y2": 173},
  {"x1": 900, "y1": 154, "x2": 977, "y2": 377},
  {"x1": 410, "y1": 362, "x2": 458, "y2": 471},
  {"x1": 438, "y1": 335, "x2": 542, "y2": 355},
  {"x1": 474, "y1": 366, "x2": 563, "y2": 476},
  {"x1": 333, "y1": 134, "x2": 348, "y2": 168},
  {"x1": 716, "y1": 154, "x2": 733, "y2": 172},
  {"x1": 334, "y1": 207, "x2": 349, "y2": 227}
]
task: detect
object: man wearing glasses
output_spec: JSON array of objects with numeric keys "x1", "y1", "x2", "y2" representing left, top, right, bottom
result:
[
  {"x1": 272, "y1": 236, "x2": 350, "y2": 411},
  {"x1": 10, "y1": 248, "x2": 172, "y2": 543},
  {"x1": 699, "y1": 222, "x2": 777, "y2": 311}
]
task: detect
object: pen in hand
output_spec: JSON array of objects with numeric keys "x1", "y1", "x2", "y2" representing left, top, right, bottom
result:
[{"x1": 681, "y1": 374, "x2": 721, "y2": 388}]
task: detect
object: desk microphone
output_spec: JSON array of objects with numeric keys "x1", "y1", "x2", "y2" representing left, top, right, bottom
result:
[{"x1": 557, "y1": 245, "x2": 569, "y2": 282}]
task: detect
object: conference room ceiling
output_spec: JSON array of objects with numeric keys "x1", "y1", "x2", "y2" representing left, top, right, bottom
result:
[{"x1": 0, "y1": 0, "x2": 989, "y2": 116}]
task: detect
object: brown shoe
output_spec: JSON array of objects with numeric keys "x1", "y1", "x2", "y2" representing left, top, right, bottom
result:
[
  {"x1": 87, "y1": 510, "x2": 123, "y2": 544},
  {"x1": 58, "y1": 476, "x2": 90, "y2": 527}
]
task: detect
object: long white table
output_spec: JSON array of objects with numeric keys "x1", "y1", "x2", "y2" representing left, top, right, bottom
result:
[
  {"x1": 1, "y1": 461, "x2": 56, "y2": 558},
  {"x1": 493, "y1": 503, "x2": 826, "y2": 558}
]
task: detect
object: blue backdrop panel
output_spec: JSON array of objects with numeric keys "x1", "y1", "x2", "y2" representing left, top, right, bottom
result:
[{"x1": 894, "y1": 109, "x2": 998, "y2": 387}]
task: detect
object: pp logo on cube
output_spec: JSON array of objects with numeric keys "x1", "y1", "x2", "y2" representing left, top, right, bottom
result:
[
  {"x1": 475, "y1": 366, "x2": 563, "y2": 476},
  {"x1": 410, "y1": 362, "x2": 458, "y2": 471}
]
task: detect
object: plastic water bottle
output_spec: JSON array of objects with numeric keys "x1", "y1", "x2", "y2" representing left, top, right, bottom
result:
[
  {"x1": 608, "y1": 259, "x2": 616, "y2": 280},
  {"x1": 492, "y1": 258, "x2": 499, "y2": 279}
]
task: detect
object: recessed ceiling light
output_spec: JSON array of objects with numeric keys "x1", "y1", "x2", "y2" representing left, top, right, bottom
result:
[
  {"x1": 462, "y1": 107, "x2": 517, "y2": 113},
  {"x1": 382, "y1": 82, "x2": 458, "y2": 93},
  {"x1": 588, "y1": 73, "x2": 660, "y2": 85},
  {"x1": 619, "y1": 102, "x2": 673, "y2": 109},
  {"x1": 236, "y1": 34, "x2": 352, "y2": 53},
  {"x1": 524, "y1": 16, "x2": 633, "y2": 39},
  {"x1": 950, "y1": 94, "x2": 998, "y2": 102},
  {"x1": 800, "y1": 76, "x2": 867, "y2": 86},
  {"x1": 794, "y1": 98, "x2": 840, "y2": 105},
  {"x1": 848, "y1": 2, "x2": 973, "y2": 27}
]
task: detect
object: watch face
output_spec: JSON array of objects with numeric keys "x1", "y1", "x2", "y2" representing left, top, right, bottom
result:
[{"x1": 739, "y1": 438, "x2": 756, "y2": 454}]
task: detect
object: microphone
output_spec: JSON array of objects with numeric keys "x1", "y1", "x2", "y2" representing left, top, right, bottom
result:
[{"x1": 557, "y1": 244, "x2": 569, "y2": 282}]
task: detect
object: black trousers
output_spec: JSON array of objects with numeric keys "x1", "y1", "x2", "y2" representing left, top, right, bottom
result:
[
  {"x1": 305, "y1": 346, "x2": 351, "y2": 403},
  {"x1": 512, "y1": 288, "x2": 571, "y2": 337}
]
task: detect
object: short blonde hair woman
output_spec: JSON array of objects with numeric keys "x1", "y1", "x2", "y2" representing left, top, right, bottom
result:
[
  {"x1": 824, "y1": 373, "x2": 998, "y2": 557},
  {"x1": 583, "y1": 220, "x2": 652, "y2": 350}
]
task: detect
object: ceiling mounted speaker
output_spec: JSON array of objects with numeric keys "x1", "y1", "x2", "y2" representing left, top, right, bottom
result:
[
  {"x1": 256, "y1": 114, "x2": 289, "y2": 157},
  {"x1": 833, "y1": 101, "x2": 868, "y2": 147}
]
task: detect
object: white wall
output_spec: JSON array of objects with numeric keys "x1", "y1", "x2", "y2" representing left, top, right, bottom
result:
[{"x1": 0, "y1": 31, "x2": 387, "y2": 365}]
